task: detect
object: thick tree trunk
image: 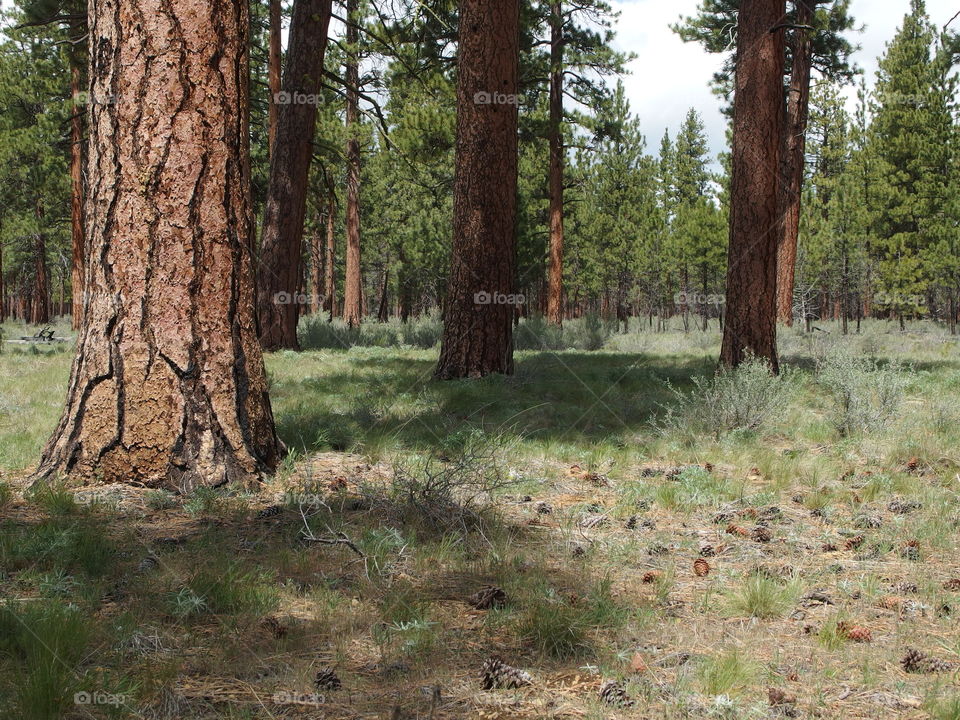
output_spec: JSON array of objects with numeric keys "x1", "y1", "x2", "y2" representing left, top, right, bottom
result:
[
  {"x1": 775, "y1": 0, "x2": 814, "y2": 327},
  {"x1": 35, "y1": 0, "x2": 283, "y2": 490},
  {"x1": 324, "y1": 192, "x2": 337, "y2": 320},
  {"x1": 545, "y1": 0, "x2": 564, "y2": 326},
  {"x1": 268, "y1": 0, "x2": 282, "y2": 156},
  {"x1": 255, "y1": 0, "x2": 334, "y2": 350},
  {"x1": 435, "y1": 0, "x2": 519, "y2": 379},
  {"x1": 70, "y1": 30, "x2": 86, "y2": 331},
  {"x1": 719, "y1": 0, "x2": 785, "y2": 372},
  {"x1": 342, "y1": 0, "x2": 364, "y2": 328}
]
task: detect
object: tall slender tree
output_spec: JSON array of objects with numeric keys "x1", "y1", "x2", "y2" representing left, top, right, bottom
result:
[
  {"x1": 255, "y1": 0, "x2": 334, "y2": 350},
  {"x1": 35, "y1": 0, "x2": 283, "y2": 489},
  {"x1": 342, "y1": 0, "x2": 364, "y2": 327},
  {"x1": 435, "y1": 0, "x2": 520, "y2": 379},
  {"x1": 719, "y1": 0, "x2": 785, "y2": 371}
]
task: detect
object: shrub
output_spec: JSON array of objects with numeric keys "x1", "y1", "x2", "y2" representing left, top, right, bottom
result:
[
  {"x1": 298, "y1": 315, "x2": 442, "y2": 350},
  {"x1": 661, "y1": 355, "x2": 790, "y2": 439},
  {"x1": 817, "y1": 349, "x2": 908, "y2": 436}
]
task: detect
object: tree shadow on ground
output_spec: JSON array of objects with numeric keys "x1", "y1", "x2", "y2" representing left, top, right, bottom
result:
[{"x1": 271, "y1": 351, "x2": 718, "y2": 456}]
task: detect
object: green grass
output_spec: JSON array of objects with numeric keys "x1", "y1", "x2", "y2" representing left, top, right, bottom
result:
[{"x1": 0, "y1": 319, "x2": 959, "y2": 717}]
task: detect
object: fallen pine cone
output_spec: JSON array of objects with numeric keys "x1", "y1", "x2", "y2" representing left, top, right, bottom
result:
[
  {"x1": 905, "y1": 457, "x2": 921, "y2": 473},
  {"x1": 315, "y1": 666, "x2": 341, "y2": 691},
  {"x1": 598, "y1": 679, "x2": 634, "y2": 708},
  {"x1": 468, "y1": 585, "x2": 507, "y2": 610},
  {"x1": 726, "y1": 523, "x2": 750, "y2": 538},
  {"x1": 901, "y1": 648, "x2": 955, "y2": 674},
  {"x1": 260, "y1": 615, "x2": 288, "y2": 639},
  {"x1": 534, "y1": 500, "x2": 553, "y2": 515},
  {"x1": 877, "y1": 596, "x2": 902, "y2": 610},
  {"x1": 768, "y1": 687, "x2": 798, "y2": 706},
  {"x1": 328, "y1": 477, "x2": 348, "y2": 492},
  {"x1": 752, "y1": 526, "x2": 773, "y2": 543},
  {"x1": 693, "y1": 558, "x2": 711, "y2": 577},
  {"x1": 943, "y1": 579, "x2": 960, "y2": 591},
  {"x1": 836, "y1": 622, "x2": 872, "y2": 643},
  {"x1": 642, "y1": 570, "x2": 664, "y2": 584},
  {"x1": 699, "y1": 544, "x2": 717, "y2": 557},
  {"x1": 844, "y1": 535, "x2": 865, "y2": 551},
  {"x1": 481, "y1": 657, "x2": 532, "y2": 690},
  {"x1": 821, "y1": 543, "x2": 839, "y2": 552},
  {"x1": 625, "y1": 515, "x2": 638, "y2": 530}
]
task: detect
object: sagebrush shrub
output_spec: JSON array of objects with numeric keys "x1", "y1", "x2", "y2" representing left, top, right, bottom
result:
[{"x1": 817, "y1": 349, "x2": 908, "y2": 436}]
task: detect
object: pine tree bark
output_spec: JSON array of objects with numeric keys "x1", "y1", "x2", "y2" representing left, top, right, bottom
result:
[
  {"x1": 719, "y1": 0, "x2": 785, "y2": 372},
  {"x1": 69, "y1": 18, "x2": 86, "y2": 331},
  {"x1": 324, "y1": 191, "x2": 337, "y2": 320},
  {"x1": 255, "y1": 0, "x2": 334, "y2": 350},
  {"x1": 268, "y1": 0, "x2": 282, "y2": 157},
  {"x1": 545, "y1": 0, "x2": 565, "y2": 326},
  {"x1": 342, "y1": 0, "x2": 364, "y2": 328},
  {"x1": 435, "y1": 0, "x2": 520, "y2": 379},
  {"x1": 32, "y1": 198, "x2": 50, "y2": 325},
  {"x1": 775, "y1": 0, "x2": 815, "y2": 326},
  {"x1": 310, "y1": 219, "x2": 323, "y2": 315},
  {"x1": 35, "y1": 0, "x2": 283, "y2": 490}
]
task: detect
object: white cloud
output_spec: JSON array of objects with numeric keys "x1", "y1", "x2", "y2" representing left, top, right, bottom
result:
[{"x1": 609, "y1": 0, "x2": 960, "y2": 167}]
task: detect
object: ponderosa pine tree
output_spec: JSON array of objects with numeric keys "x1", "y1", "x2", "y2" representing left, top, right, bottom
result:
[
  {"x1": 342, "y1": 0, "x2": 365, "y2": 328},
  {"x1": 674, "y1": 0, "x2": 859, "y2": 325},
  {"x1": 435, "y1": 0, "x2": 520, "y2": 379},
  {"x1": 719, "y1": 0, "x2": 785, "y2": 371},
  {"x1": 255, "y1": 0, "x2": 334, "y2": 350},
  {"x1": 35, "y1": 0, "x2": 283, "y2": 489}
]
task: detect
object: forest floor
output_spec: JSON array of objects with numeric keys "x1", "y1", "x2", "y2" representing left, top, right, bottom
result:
[{"x1": 2, "y1": 319, "x2": 960, "y2": 719}]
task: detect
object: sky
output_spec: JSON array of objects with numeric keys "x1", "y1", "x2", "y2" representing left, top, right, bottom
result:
[
  {"x1": 1, "y1": 0, "x2": 957, "y2": 163},
  {"x1": 611, "y1": 0, "x2": 960, "y2": 165}
]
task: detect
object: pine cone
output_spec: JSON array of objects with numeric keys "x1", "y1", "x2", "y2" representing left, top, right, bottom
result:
[
  {"x1": 821, "y1": 542, "x2": 839, "y2": 552},
  {"x1": 900, "y1": 541, "x2": 921, "y2": 561},
  {"x1": 889, "y1": 499, "x2": 922, "y2": 515},
  {"x1": 943, "y1": 579, "x2": 960, "y2": 591},
  {"x1": 481, "y1": 657, "x2": 532, "y2": 690},
  {"x1": 901, "y1": 648, "x2": 955, "y2": 674},
  {"x1": 726, "y1": 523, "x2": 750, "y2": 537},
  {"x1": 843, "y1": 535, "x2": 865, "y2": 551},
  {"x1": 693, "y1": 558, "x2": 711, "y2": 577},
  {"x1": 625, "y1": 515, "x2": 638, "y2": 530},
  {"x1": 836, "y1": 622, "x2": 872, "y2": 643},
  {"x1": 256, "y1": 504, "x2": 284, "y2": 520},
  {"x1": 315, "y1": 666, "x2": 341, "y2": 691},
  {"x1": 854, "y1": 514, "x2": 883, "y2": 529},
  {"x1": 699, "y1": 544, "x2": 716, "y2": 557},
  {"x1": 752, "y1": 526, "x2": 773, "y2": 543},
  {"x1": 598, "y1": 679, "x2": 634, "y2": 708},
  {"x1": 768, "y1": 687, "x2": 797, "y2": 706},
  {"x1": 877, "y1": 596, "x2": 902, "y2": 610},
  {"x1": 642, "y1": 570, "x2": 663, "y2": 584},
  {"x1": 137, "y1": 555, "x2": 159, "y2": 573},
  {"x1": 468, "y1": 585, "x2": 507, "y2": 610},
  {"x1": 534, "y1": 501, "x2": 553, "y2": 515},
  {"x1": 260, "y1": 615, "x2": 288, "y2": 639}
]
